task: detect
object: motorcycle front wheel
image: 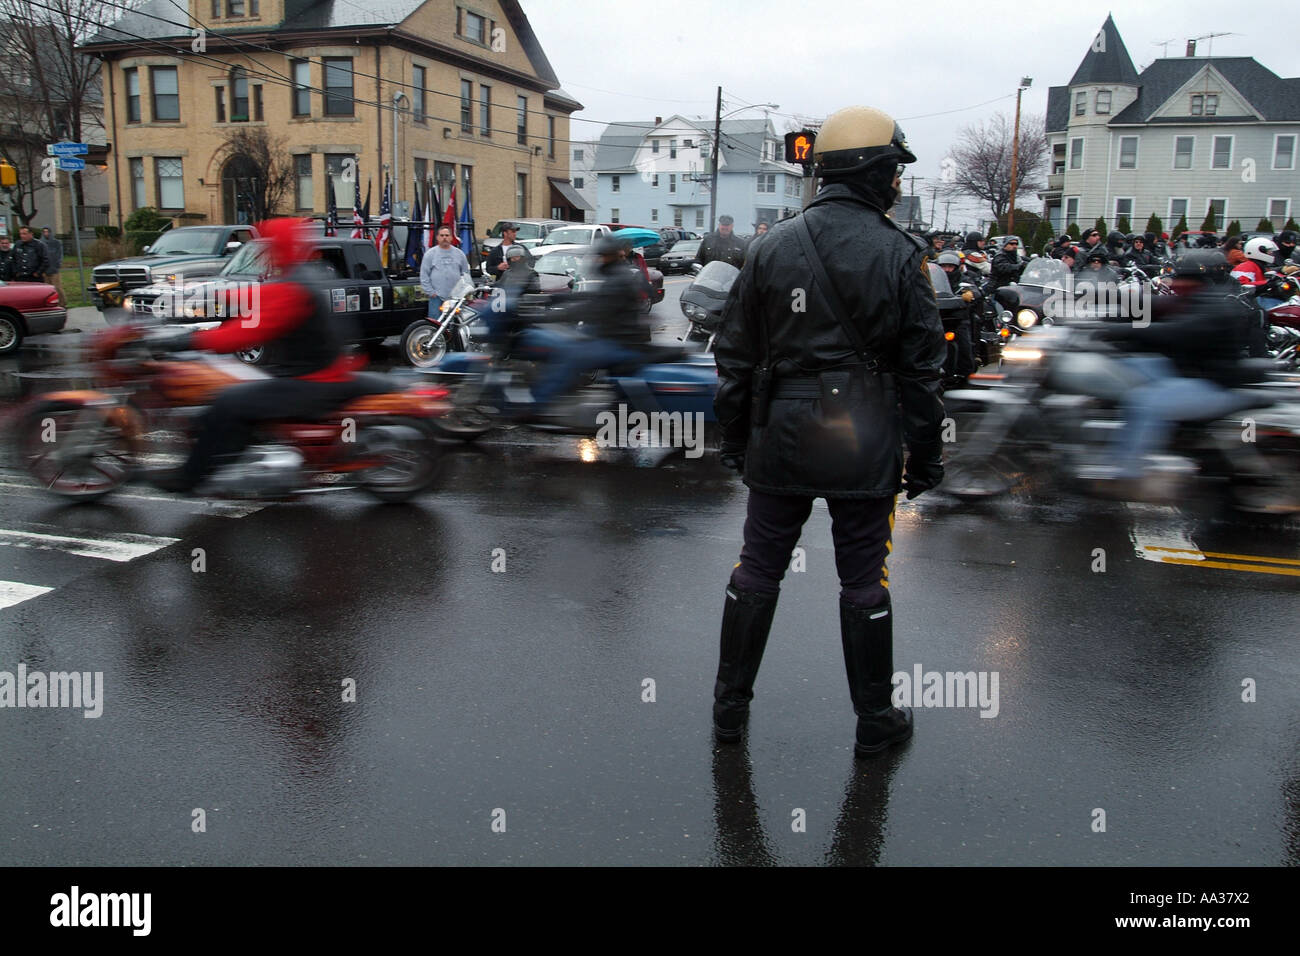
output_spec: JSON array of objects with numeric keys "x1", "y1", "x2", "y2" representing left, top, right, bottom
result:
[
  {"x1": 401, "y1": 320, "x2": 449, "y2": 368},
  {"x1": 15, "y1": 400, "x2": 137, "y2": 499}
]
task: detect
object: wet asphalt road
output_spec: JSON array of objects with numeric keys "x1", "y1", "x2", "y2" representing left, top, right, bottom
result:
[{"x1": 1, "y1": 285, "x2": 1298, "y2": 866}]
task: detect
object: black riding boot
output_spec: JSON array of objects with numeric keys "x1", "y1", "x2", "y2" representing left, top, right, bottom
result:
[
  {"x1": 712, "y1": 583, "x2": 779, "y2": 743},
  {"x1": 840, "y1": 597, "x2": 913, "y2": 757}
]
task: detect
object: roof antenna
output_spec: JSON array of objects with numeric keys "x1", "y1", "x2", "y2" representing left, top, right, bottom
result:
[{"x1": 1151, "y1": 38, "x2": 1177, "y2": 58}]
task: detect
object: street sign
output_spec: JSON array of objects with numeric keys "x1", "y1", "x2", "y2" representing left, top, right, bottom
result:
[
  {"x1": 46, "y1": 142, "x2": 88, "y2": 157},
  {"x1": 57, "y1": 157, "x2": 85, "y2": 171}
]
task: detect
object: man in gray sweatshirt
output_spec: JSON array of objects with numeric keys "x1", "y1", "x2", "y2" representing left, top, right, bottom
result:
[{"x1": 419, "y1": 226, "x2": 470, "y2": 316}]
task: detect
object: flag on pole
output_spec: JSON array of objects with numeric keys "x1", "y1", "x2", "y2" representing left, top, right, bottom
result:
[
  {"x1": 426, "y1": 177, "x2": 440, "y2": 249},
  {"x1": 325, "y1": 174, "x2": 338, "y2": 237},
  {"x1": 361, "y1": 181, "x2": 372, "y2": 239},
  {"x1": 442, "y1": 185, "x2": 458, "y2": 246},
  {"x1": 457, "y1": 184, "x2": 474, "y2": 261},
  {"x1": 377, "y1": 176, "x2": 392, "y2": 264},
  {"x1": 350, "y1": 174, "x2": 365, "y2": 239},
  {"x1": 404, "y1": 178, "x2": 424, "y2": 271}
]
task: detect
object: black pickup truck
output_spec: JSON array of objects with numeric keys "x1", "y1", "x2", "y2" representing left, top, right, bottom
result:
[{"x1": 127, "y1": 237, "x2": 426, "y2": 361}]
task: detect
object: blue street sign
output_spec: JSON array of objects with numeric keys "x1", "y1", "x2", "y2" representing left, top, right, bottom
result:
[
  {"x1": 47, "y1": 142, "x2": 88, "y2": 156},
  {"x1": 57, "y1": 157, "x2": 85, "y2": 171}
]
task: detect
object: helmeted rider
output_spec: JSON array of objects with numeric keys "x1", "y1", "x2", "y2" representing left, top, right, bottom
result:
[
  {"x1": 1230, "y1": 237, "x2": 1275, "y2": 288},
  {"x1": 961, "y1": 231, "x2": 991, "y2": 276},
  {"x1": 935, "y1": 249, "x2": 977, "y2": 384},
  {"x1": 151, "y1": 218, "x2": 369, "y2": 492},
  {"x1": 989, "y1": 236, "x2": 1024, "y2": 289},
  {"x1": 1124, "y1": 234, "x2": 1156, "y2": 269},
  {"x1": 1273, "y1": 229, "x2": 1298, "y2": 269}
]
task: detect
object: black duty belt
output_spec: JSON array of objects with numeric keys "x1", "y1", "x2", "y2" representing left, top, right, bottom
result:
[{"x1": 771, "y1": 363, "x2": 885, "y2": 399}]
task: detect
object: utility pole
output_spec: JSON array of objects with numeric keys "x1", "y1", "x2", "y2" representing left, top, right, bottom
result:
[
  {"x1": 1008, "y1": 76, "x2": 1032, "y2": 235},
  {"x1": 906, "y1": 174, "x2": 920, "y2": 230},
  {"x1": 930, "y1": 185, "x2": 938, "y2": 229},
  {"x1": 709, "y1": 85, "x2": 722, "y2": 232},
  {"x1": 944, "y1": 201, "x2": 951, "y2": 231}
]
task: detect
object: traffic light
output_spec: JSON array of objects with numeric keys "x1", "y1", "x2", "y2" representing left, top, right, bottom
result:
[
  {"x1": 784, "y1": 130, "x2": 816, "y2": 173},
  {"x1": 0, "y1": 160, "x2": 16, "y2": 188}
]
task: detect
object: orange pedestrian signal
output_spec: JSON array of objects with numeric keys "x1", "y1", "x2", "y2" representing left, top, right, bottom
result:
[{"x1": 784, "y1": 130, "x2": 816, "y2": 172}]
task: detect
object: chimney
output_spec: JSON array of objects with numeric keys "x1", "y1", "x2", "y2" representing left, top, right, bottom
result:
[
  {"x1": 654, "y1": 116, "x2": 662, "y2": 126},
  {"x1": 1186, "y1": 39, "x2": 1197, "y2": 57}
]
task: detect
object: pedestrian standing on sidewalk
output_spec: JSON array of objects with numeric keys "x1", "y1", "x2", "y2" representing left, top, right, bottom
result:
[
  {"x1": 0, "y1": 235, "x2": 14, "y2": 281},
  {"x1": 11, "y1": 226, "x2": 50, "y2": 282},
  {"x1": 711, "y1": 104, "x2": 946, "y2": 758},
  {"x1": 419, "y1": 226, "x2": 469, "y2": 316},
  {"x1": 40, "y1": 227, "x2": 65, "y2": 306}
]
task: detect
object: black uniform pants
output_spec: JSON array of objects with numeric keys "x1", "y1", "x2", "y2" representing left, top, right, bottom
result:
[{"x1": 731, "y1": 489, "x2": 896, "y2": 609}]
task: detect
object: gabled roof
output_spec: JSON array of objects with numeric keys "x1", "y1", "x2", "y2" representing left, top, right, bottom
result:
[
  {"x1": 1069, "y1": 15, "x2": 1138, "y2": 86},
  {"x1": 593, "y1": 116, "x2": 785, "y2": 174},
  {"x1": 280, "y1": 0, "x2": 427, "y2": 31},
  {"x1": 1111, "y1": 57, "x2": 1300, "y2": 123}
]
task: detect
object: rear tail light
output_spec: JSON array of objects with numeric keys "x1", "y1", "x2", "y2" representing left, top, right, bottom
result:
[
  {"x1": 45, "y1": 291, "x2": 60, "y2": 306},
  {"x1": 411, "y1": 386, "x2": 450, "y2": 400},
  {"x1": 944, "y1": 331, "x2": 955, "y2": 341}
]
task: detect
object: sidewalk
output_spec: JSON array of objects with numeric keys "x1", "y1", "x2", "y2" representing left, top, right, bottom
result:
[{"x1": 65, "y1": 306, "x2": 109, "y2": 334}]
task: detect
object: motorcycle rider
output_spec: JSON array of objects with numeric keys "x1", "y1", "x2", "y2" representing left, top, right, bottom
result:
[
  {"x1": 962, "y1": 231, "x2": 991, "y2": 277},
  {"x1": 1091, "y1": 250, "x2": 1261, "y2": 484},
  {"x1": 1104, "y1": 230, "x2": 1128, "y2": 265},
  {"x1": 1230, "y1": 237, "x2": 1275, "y2": 288},
  {"x1": 151, "y1": 218, "x2": 370, "y2": 493},
  {"x1": 1124, "y1": 235, "x2": 1156, "y2": 269},
  {"x1": 1273, "y1": 229, "x2": 1298, "y2": 268},
  {"x1": 936, "y1": 249, "x2": 976, "y2": 384},
  {"x1": 990, "y1": 236, "x2": 1024, "y2": 289},
  {"x1": 694, "y1": 215, "x2": 748, "y2": 269},
  {"x1": 711, "y1": 104, "x2": 945, "y2": 757}
]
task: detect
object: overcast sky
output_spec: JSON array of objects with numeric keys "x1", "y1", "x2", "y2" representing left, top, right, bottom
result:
[{"x1": 526, "y1": 1, "x2": 1299, "y2": 231}]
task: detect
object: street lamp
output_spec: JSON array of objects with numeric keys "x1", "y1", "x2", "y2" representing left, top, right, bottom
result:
[
  {"x1": 709, "y1": 91, "x2": 780, "y2": 230},
  {"x1": 392, "y1": 91, "x2": 408, "y2": 201},
  {"x1": 1008, "y1": 77, "x2": 1032, "y2": 235}
]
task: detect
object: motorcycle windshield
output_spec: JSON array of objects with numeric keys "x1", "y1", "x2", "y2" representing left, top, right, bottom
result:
[
  {"x1": 449, "y1": 274, "x2": 476, "y2": 299},
  {"x1": 1019, "y1": 260, "x2": 1072, "y2": 290},
  {"x1": 692, "y1": 261, "x2": 740, "y2": 295}
]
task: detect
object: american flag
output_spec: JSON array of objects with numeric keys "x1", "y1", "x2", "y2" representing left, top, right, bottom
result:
[
  {"x1": 376, "y1": 176, "x2": 392, "y2": 264},
  {"x1": 350, "y1": 173, "x2": 365, "y2": 239}
]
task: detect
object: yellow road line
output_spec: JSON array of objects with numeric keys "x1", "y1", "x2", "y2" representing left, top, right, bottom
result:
[
  {"x1": 1156, "y1": 557, "x2": 1300, "y2": 577},
  {"x1": 1141, "y1": 546, "x2": 1300, "y2": 568}
]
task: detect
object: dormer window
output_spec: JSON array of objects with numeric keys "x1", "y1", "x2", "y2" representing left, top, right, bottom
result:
[
  {"x1": 1204, "y1": 94, "x2": 1218, "y2": 115},
  {"x1": 1095, "y1": 90, "x2": 1111, "y2": 114},
  {"x1": 1191, "y1": 94, "x2": 1203, "y2": 115},
  {"x1": 458, "y1": 8, "x2": 491, "y2": 45},
  {"x1": 1074, "y1": 91, "x2": 1086, "y2": 115}
]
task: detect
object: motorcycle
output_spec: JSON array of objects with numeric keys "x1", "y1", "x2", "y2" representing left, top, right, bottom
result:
[
  {"x1": 940, "y1": 324, "x2": 1300, "y2": 514},
  {"x1": 399, "y1": 274, "x2": 487, "y2": 369},
  {"x1": 13, "y1": 324, "x2": 451, "y2": 502},
  {"x1": 1257, "y1": 272, "x2": 1300, "y2": 369},
  {"x1": 680, "y1": 261, "x2": 738, "y2": 350}
]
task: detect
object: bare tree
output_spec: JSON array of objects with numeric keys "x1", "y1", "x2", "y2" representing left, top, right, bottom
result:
[
  {"x1": 0, "y1": 0, "x2": 122, "y2": 224},
  {"x1": 216, "y1": 127, "x2": 295, "y2": 222},
  {"x1": 942, "y1": 112, "x2": 1047, "y2": 223}
]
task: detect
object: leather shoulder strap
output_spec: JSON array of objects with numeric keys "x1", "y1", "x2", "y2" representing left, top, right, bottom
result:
[{"x1": 793, "y1": 213, "x2": 872, "y2": 361}]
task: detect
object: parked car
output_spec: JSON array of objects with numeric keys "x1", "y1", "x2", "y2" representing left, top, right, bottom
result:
[
  {"x1": 660, "y1": 239, "x2": 703, "y2": 274},
  {"x1": 126, "y1": 238, "x2": 425, "y2": 364},
  {"x1": 532, "y1": 245, "x2": 663, "y2": 310},
  {"x1": 658, "y1": 228, "x2": 701, "y2": 246},
  {"x1": 0, "y1": 280, "x2": 66, "y2": 354},
  {"x1": 537, "y1": 224, "x2": 616, "y2": 249},
  {"x1": 479, "y1": 218, "x2": 569, "y2": 270},
  {"x1": 90, "y1": 224, "x2": 260, "y2": 321}
]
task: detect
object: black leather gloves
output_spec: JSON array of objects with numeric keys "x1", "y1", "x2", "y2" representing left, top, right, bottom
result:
[{"x1": 903, "y1": 442, "x2": 944, "y2": 499}]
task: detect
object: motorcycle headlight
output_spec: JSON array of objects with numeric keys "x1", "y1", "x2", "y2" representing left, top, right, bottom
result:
[
  {"x1": 1002, "y1": 346, "x2": 1043, "y2": 362},
  {"x1": 1016, "y1": 309, "x2": 1039, "y2": 329},
  {"x1": 439, "y1": 301, "x2": 454, "y2": 313},
  {"x1": 182, "y1": 303, "x2": 204, "y2": 319}
]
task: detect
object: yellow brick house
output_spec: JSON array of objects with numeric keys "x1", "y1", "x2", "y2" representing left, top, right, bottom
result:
[{"x1": 80, "y1": 0, "x2": 583, "y2": 233}]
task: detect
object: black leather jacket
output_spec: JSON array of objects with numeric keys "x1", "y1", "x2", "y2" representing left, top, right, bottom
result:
[
  {"x1": 11, "y1": 238, "x2": 49, "y2": 280},
  {"x1": 713, "y1": 183, "x2": 946, "y2": 498},
  {"x1": 581, "y1": 259, "x2": 650, "y2": 345},
  {"x1": 990, "y1": 250, "x2": 1023, "y2": 288},
  {"x1": 694, "y1": 230, "x2": 748, "y2": 269}
]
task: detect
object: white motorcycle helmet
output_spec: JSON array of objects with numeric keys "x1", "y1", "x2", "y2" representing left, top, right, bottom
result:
[{"x1": 1243, "y1": 236, "x2": 1277, "y2": 267}]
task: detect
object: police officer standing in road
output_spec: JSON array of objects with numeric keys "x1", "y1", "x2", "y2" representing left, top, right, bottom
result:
[
  {"x1": 711, "y1": 105, "x2": 946, "y2": 757},
  {"x1": 694, "y1": 214, "x2": 748, "y2": 269}
]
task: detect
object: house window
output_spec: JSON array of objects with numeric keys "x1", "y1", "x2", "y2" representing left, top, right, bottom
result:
[
  {"x1": 291, "y1": 60, "x2": 310, "y2": 116},
  {"x1": 460, "y1": 79, "x2": 472, "y2": 132},
  {"x1": 294, "y1": 155, "x2": 313, "y2": 211},
  {"x1": 610, "y1": 208, "x2": 619, "y2": 223},
  {"x1": 572, "y1": 177, "x2": 583, "y2": 190},
  {"x1": 125, "y1": 68, "x2": 140, "y2": 123},
  {"x1": 1207, "y1": 198, "x2": 1227, "y2": 231},
  {"x1": 684, "y1": 139, "x2": 693, "y2": 148},
  {"x1": 1114, "y1": 198, "x2": 1133, "y2": 221},
  {"x1": 1269, "y1": 199, "x2": 1290, "y2": 223},
  {"x1": 673, "y1": 209, "x2": 682, "y2": 227},
  {"x1": 1065, "y1": 197, "x2": 1079, "y2": 226},
  {"x1": 413, "y1": 158, "x2": 427, "y2": 193},
  {"x1": 150, "y1": 67, "x2": 179, "y2": 121},
  {"x1": 1168, "y1": 198, "x2": 1189, "y2": 223},
  {"x1": 1204, "y1": 94, "x2": 1218, "y2": 116},
  {"x1": 155, "y1": 157, "x2": 184, "y2": 209},
  {"x1": 652, "y1": 139, "x2": 659, "y2": 154},
  {"x1": 651, "y1": 174, "x2": 658, "y2": 187},
  {"x1": 230, "y1": 67, "x2": 248, "y2": 121},
  {"x1": 1191, "y1": 94, "x2": 1203, "y2": 116},
  {"x1": 479, "y1": 84, "x2": 491, "y2": 136},
  {"x1": 670, "y1": 139, "x2": 677, "y2": 159},
  {"x1": 462, "y1": 10, "x2": 486, "y2": 44},
  {"x1": 211, "y1": 0, "x2": 220, "y2": 15},
  {"x1": 515, "y1": 172, "x2": 526, "y2": 217},
  {"x1": 413, "y1": 66, "x2": 426, "y2": 122},
  {"x1": 1211, "y1": 135, "x2": 1232, "y2": 169},
  {"x1": 1068, "y1": 137, "x2": 1083, "y2": 170},
  {"x1": 323, "y1": 57, "x2": 353, "y2": 116},
  {"x1": 1274, "y1": 135, "x2": 1296, "y2": 170},
  {"x1": 227, "y1": 0, "x2": 244, "y2": 15},
  {"x1": 1074, "y1": 91, "x2": 1086, "y2": 115},
  {"x1": 611, "y1": 175, "x2": 620, "y2": 193},
  {"x1": 214, "y1": 86, "x2": 226, "y2": 123},
  {"x1": 1174, "y1": 136, "x2": 1194, "y2": 169},
  {"x1": 757, "y1": 174, "x2": 775, "y2": 193},
  {"x1": 547, "y1": 116, "x2": 555, "y2": 159},
  {"x1": 573, "y1": 148, "x2": 583, "y2": 162},
  {"x1": 695, "y1": 209, "x2": 704, "y2": 228},
  {"x1": 650, "y1": 208, "x2": 658, "y2": 223},
  {"x1": 669, "y1": 174, "x2": 676, "y2": 194},
  {"x1": 1118, "y1": 136, "x2": 1138, "y2": 169},
  {"x1": 129, "y1": 157, "x2": 145, "y2": 209},
  {"x1": 325, "y1": 154, "x2": 352, "y2": 208},
  {"x1": 1095, "y1": 90, "x2": 1111, "y2": 114},
  {"x1": 516, "y1": 95, "x2": 527, "y2": 145}
]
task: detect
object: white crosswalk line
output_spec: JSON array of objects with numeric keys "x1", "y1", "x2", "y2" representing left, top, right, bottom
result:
[
  {"x1": 0, "y1": 581, "x2": 54, "y2": 610},
  {"x1": 0, "y1": 478, "x2": 264, "y2": 518},
  {"x1": 0, "y1": 528, "x2": 180, "y2": 562}
]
